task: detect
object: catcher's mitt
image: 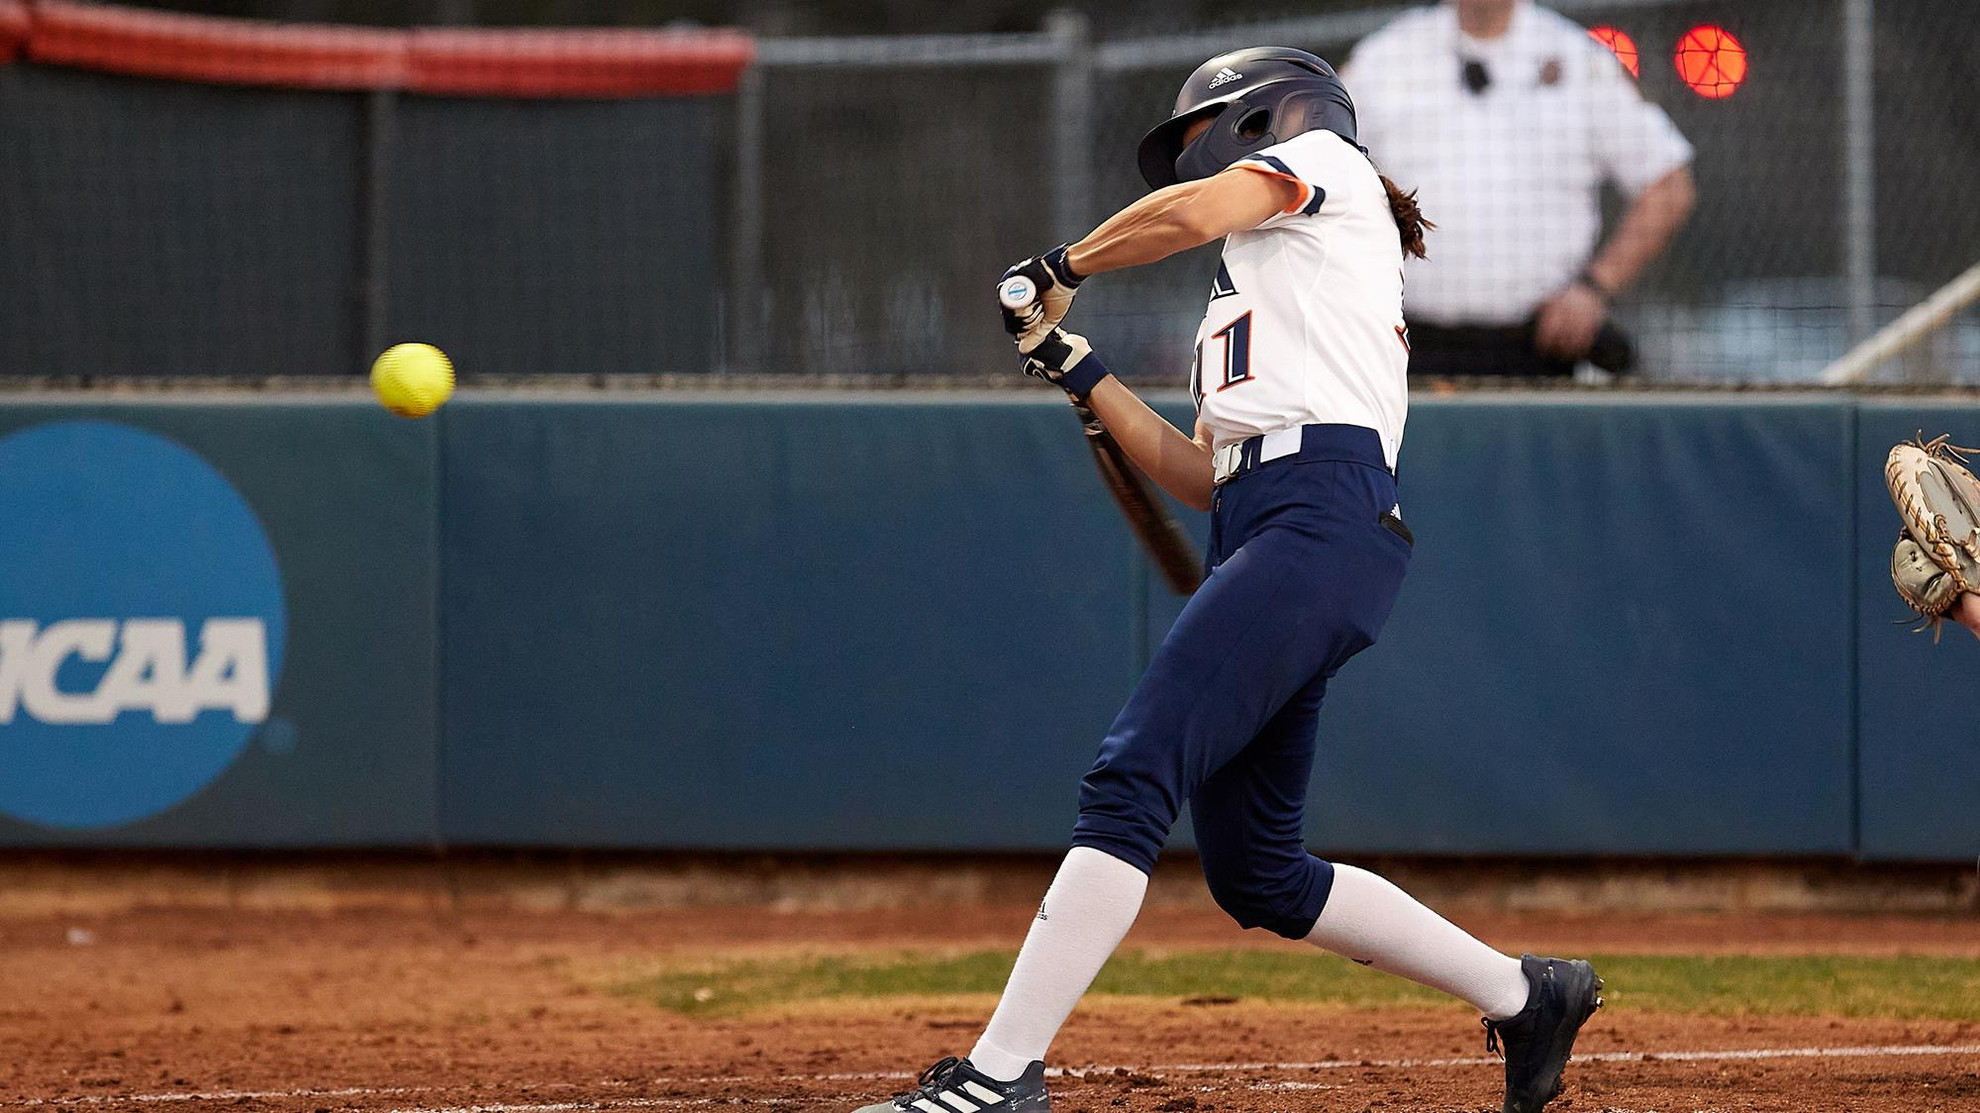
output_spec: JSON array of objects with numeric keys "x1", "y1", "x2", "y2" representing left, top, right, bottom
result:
[{"x1": 1885, "y1": 433, "x2": 1980, "y2": 634}]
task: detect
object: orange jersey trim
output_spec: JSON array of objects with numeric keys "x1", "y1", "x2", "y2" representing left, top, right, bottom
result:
[{"x1": 1231, "y1": 162, "x2": 1313, "y2": 216}]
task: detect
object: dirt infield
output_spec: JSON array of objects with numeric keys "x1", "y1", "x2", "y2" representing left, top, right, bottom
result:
[{"x1": 4, "y1": 894, "x2": 1979, "y2": 1113}]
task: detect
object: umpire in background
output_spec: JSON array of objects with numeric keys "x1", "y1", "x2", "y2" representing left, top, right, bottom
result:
[{"x1": 1342, "y1": 0, "x2": 1696, "y2": 377}]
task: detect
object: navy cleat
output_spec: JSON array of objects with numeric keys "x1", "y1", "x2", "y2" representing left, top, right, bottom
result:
[
  {"x1": 1482, "y1": 954, "x2": 1605, "y2": 1113},
  {"x1": 851, "y1": 1056, "x2": 1049, "y2": 1113}
]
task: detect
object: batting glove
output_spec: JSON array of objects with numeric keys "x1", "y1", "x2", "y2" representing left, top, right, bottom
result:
[
  {"x1": 999, "y1": 244, "x2": 1084, "y2": 354},
  {"x1": 1022, "y1": 327, "x2": 1111, "y2": 401}
]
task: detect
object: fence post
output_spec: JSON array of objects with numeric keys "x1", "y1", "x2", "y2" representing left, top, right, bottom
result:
[
  {"x1": 358, "y1": 88, "x2": 396, "y2": 368},
  {"x1": 1047, "y1": 9, "x2": 1095, "y2": 239},
  {"x1": 1841, "y1": 0, "x2": 1877, "y2": 353},
  {"x1": 729, "y1": 61, "x2": 767, "y2": 373}
]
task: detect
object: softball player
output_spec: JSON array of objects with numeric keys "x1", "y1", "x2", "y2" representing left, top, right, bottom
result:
[{"x1": 855, "y1": 48, "x2": 1601, "y2": 1113}]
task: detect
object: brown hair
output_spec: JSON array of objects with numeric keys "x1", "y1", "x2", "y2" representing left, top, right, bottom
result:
[{"x1": 1378, "y1": 173, "x2": 1432, "y2": 260}]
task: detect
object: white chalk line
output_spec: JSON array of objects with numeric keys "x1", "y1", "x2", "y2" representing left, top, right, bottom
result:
[
  {"x1": 11, "y1": 1086, "x2": 435, "y2": 1107},
  {"x1": 1114, "y1": 1041, "x2": 1980, "y2": 1073},
  {"x1": 380, "y1": 1085, "x2": 1338, "y2": 1113},
  {"x1": 379, "y1": 1103, "x2": 788, "y2": 1113},
  {"x1": 662, "y1": 1041, "x2": 1980, "y2": 1084},
  {"x1": 11, "y1": 1043, "x2": 1979, "y2": 1111}
]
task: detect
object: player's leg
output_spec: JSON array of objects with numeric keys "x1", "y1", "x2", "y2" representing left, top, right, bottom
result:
[
  {"x1": 960, "y1": 844, "x2": 1147, "y2": 1084},
  {"x1": 1190, "y1": 673, "x2": 1529, "y2": 1019},
  {"x1": 1193, "y1": 670, "x2": 1602, "y2": 1113},
  {"x1": 1188, "y1": 672, "x2": 1338, "y2": 938},
  {"x1": 866, "y1": 462, "x2": 1398, "y2": 1110},
  {"x1": 1307, "y1": 867, "x2": 1534, "y2": 1018},
  {"x1": 959, "y1": 504, "x2": 1397, "y2": 1088}
]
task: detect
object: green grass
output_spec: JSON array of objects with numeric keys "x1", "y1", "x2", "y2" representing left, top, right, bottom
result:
[{"x1": 611, "y1": 949, "x2": 1980, "y2": 1022}]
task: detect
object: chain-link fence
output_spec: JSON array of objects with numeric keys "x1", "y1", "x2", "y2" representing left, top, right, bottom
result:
[
  {"x1": 3, "y1": 0, "x2": 1977, "y2": 383},
  {"x1": 1, "y1": 70, "x2": 724, "y2": 378},
  {"x1": 730, "y1": 0, "x2": 1980, "y2": 384}
]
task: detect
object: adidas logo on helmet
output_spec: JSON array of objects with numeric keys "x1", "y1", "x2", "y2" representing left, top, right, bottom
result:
[{"x1": 1207, "y1": 66, "x2": 1244, "y2": 89}]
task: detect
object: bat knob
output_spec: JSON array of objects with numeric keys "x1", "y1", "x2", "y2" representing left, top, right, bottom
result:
[{"x1": 998, "y1": 274, "x2": 1038, "y2": 311}]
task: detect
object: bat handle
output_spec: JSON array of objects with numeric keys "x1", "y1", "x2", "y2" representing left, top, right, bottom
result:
[{"x1": 998, "y1": 274, "x2": 1039, "y2": 312}]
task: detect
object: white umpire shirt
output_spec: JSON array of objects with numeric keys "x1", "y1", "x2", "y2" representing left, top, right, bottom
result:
[{"x1": 1341, "y1": 1, "x2": 1693, "y2": 327}]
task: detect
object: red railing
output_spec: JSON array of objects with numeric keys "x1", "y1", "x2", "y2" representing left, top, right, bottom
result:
[{"x1": 0, "y1": 0, "x2": 754, "y2": 96}]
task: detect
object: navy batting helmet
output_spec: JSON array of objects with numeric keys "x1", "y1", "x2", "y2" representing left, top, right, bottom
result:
[{"x1": 1136, "y1": 47, "x2": 1358, "y2": 190}]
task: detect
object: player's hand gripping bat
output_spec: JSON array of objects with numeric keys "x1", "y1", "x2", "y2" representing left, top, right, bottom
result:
[
  {"x1": 999, "y1": 276, "x2": 1204, "y2": 596},
  {"x1": 998, "y1": 246, "x2": 1083, "y2": 353}
]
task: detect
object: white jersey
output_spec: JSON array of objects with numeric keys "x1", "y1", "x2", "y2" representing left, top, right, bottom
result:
[{"x1": 1193, "y1": 129, "x2": 1410, "y2": 470}]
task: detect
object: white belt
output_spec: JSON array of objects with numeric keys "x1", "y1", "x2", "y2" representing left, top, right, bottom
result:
[{"x1": 1211, "y1": 427, "x2": 1307, "y2": 486}]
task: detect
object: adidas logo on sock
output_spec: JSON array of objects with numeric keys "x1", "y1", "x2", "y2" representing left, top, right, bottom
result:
[{"x1": 1207, "y1": 67, "x2": 1244, "y2": 89}]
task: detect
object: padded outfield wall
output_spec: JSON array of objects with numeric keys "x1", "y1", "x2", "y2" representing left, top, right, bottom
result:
[{"x1": 0, "y1": 393, "x2": 1971, "y2": 860}]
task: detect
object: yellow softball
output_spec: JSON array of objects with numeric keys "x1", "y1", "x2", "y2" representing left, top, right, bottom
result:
[{"x1": 370, "y1": 343, "x2": 455, "y2": 419}]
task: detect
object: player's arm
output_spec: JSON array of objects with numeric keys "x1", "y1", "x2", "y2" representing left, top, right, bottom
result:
[
  {"x1": 1065, "y1": 168, "x2": 1300, "y2": 278},
  {"x1": 1018, "y1": 331, "x2": 1215, "y2": 511},
  {"x1": 1031, "y1": 168, "x2": 1289, "y2": 508},
  {"x1": 999, "y1": 166, "x2": 1298, "y2": 352},
  {"x1": 1081, "y1": 377, "x2": 1216, "y2": 512},
  {"x1": 1959, "y1": 593, "x2": 1980, "y2": 642}
]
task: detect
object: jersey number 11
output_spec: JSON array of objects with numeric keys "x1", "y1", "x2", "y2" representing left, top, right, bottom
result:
[{"x1": 1192, "y1": 312, "x2": 1254, "y2": 406}]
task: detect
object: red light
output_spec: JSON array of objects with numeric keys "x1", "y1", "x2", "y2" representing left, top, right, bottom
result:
[
  {"x1": 1674, "y1": 24, "x2": 1747, "y2": 99},
  {"x1": 1587, "y1": 26, "x2": 1640, "y2": 79}
]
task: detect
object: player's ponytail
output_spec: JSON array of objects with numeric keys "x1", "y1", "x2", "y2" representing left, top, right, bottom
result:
[{"x1": 1378, "y1": 173, "x2": 1432, "y2": 260}]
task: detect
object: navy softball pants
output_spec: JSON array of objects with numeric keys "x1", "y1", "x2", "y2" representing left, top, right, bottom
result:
[{"x1": 1070, "y1": 424, "x2": 1411, "y2": 940}]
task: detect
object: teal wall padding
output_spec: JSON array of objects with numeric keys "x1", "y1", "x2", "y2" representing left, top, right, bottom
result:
[{"x1": 0, "y1": 393, "x2": 1972, "y2": 860}]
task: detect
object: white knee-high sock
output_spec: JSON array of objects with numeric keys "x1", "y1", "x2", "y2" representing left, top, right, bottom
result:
[
  {"x1": 1304, "y1": 864, "x2": 1531, "y2": 1020},
  {"x1": 968, "y1": 846, "x2": 1149, "y2": 1081}
]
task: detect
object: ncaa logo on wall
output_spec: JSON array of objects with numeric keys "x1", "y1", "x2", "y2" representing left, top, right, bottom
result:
[{"x1": 0, "y1": 421, "x2": 286, "y2": 829}]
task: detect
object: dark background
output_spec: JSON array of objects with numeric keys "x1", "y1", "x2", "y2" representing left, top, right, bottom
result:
[
  {"x1": 98, "y1": 0, "x2": 1380, "y2": 34},
  {"x1": 10, "y1": 1, "x2": 1971, "y2": 382},
  {"x1": 0, "y1": 65, "x2": 722, "y2": 377}
]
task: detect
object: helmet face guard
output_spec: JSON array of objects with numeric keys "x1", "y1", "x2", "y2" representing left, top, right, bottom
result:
[{"x1": 1136, "y1": 47, "x2": 1359, "y2": 190}]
